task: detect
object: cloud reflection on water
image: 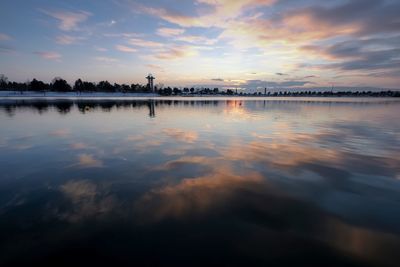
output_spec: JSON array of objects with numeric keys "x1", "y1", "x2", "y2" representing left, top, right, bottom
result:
[
  {"x1": 59, "y1": 180, "x2": 116, "y2": 222},
  {"x1": 163, "y1": 128, "x2": 199, "y2": 143},
  {"x1": 49, "y1": 128, "x2": 70, "y2": 138},
  {"x1": 69, "y1": 142, "x2": 89, "y2": 150},
  {"x1": 134, "y1": 148, "x2": 400, "y2": 266},
  {"x1": 136, "y1": 166, "x2": 264, "y2": 221},
  {"x1": 72, "y1": 154, "x2": 103, "y2": 168},
  {"x1": 0, "y1": 98, "x2": 400, "y2": 266}
]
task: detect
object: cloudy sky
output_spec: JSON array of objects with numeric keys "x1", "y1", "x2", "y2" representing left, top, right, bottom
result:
[{"x1": 0, "y1": 0, "x2": 399, "y2": 89}]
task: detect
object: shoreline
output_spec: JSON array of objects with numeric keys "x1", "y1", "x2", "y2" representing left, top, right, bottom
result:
[{"x1": 0, "y1": 90, "x2": 399, "y2": 98}]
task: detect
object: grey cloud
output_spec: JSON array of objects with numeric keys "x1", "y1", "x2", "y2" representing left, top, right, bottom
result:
[
  {"x1": 244, "y1": 79, "x2": 311, "y2": 88},
  {"x1": 303, "y1": 36, "x2": 400, "y2": 73},
  {"x1": 0, "y1": 45, "x2": 15, "y2": 54},
  {"x1": 291, "y1": 0, "x2": 400, "y2": 36},
  {"x1": 332, "y1": 48, "x2": 400, "y2": 71},
  {"x1": 326, "y1": 36, "x2": 400, "y2": 58},
  {"x1": 367, "y1": 70, "x2": 400, "y2": 78}
]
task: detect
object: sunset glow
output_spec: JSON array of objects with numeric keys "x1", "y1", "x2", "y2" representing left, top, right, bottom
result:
[{"x1": 1, "y1": 0, "x2": 399, "y2": 89}]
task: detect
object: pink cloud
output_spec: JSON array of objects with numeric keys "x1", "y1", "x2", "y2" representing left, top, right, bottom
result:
[
  {"x1": 49, "y1": 128, "x2": 70, "y2": 137},
  {"x1": 139, "y1": 6, "x2": 200, "y2": 27},
  {"x1": 40, "y1": 9, "x2": 91, "y2": 31},
  {"x1": 56, "y1": 34, "x2": 84, "y2": 45},
  {"x1": 34, "y1": 51, "x2": 62, "y2": 60},
  {"x1": 115, "y1": 44, "x2": 137, "y2": 53},
  {"x1": 139, "y1": 0, "x2": 275, "y2": 28},
  {"x1": 156, "y1": 27, "x2": 185, "y2": 37},
  {"x1": 0, "y1": 33, "x2": 11, "y2": 41},
  {"x1": 128, "y1": 38, "x2": 163, "y2": 47},
  {"x1": 176, "y1": 34, "x2": 217, "y2": 45},
  {"x1": 95, "y1": 56, "x2": 119, "y2": 63},
  {"x1": 145, "y1": 64, "x2": 164, "y2": 71}
]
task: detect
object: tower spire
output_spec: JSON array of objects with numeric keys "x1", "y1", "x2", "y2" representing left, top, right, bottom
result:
[{"x1": 146, "y1": 74, "x2": 155, "y2": 92}]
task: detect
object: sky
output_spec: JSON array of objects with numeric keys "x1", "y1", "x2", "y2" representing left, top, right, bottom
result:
[{"x1": 0, "y1": 0, "x2": 399, "y2": 90}]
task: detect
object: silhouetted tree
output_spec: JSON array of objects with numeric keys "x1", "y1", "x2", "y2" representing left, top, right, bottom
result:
[
  {"x1": 226, "y1": 89, "x2": 234, "y2": 95},
  {"x1": 0, "y1": 74, "x2": 8, "y2": 90},
  {"x1": 130, "y1": 84, "x2": 138, "y2": 92},
  {"x1": 52, "y1": 77, "x2": 71, "y2": 91},
  {"x1": 30, "y1": 78, "x2": 48, "y2": 92},
  {"x1": 163, "y1": 87, "x2": 173, "y2": 95},
  {"x1": 83, "y1": 81, "x2": 96, "y2": 92},
  {"x1": 96, "y1": 81, "x2": 114, "y2": 92},
  {"x1": 121, "y1": 84, "x2": 130, "y2": 93},
  {"x1": 173, "y1": 87, "x2": 181, "y2": 95},
  {"x1": 114, "y1": 83, "x2": 121, "y2": 92},
  {"x1": 73, "y1": 79, "x2": 84, "y2": 93}
]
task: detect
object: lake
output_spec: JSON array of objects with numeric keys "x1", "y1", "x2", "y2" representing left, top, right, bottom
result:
[{"x1": 0, "y1": 97, "x2": 399, "y2": 266}]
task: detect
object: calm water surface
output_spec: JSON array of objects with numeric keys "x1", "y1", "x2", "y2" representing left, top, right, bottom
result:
[{"x1": 0, "y1": 97, "x2": 399, "y2": 266}]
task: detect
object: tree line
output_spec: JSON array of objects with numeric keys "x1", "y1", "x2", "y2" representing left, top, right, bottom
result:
[
  {"x1": 0, "y1": 75, "x2": 153, "y2": 93},
  {"x1": 0, "y1": 74, "x2": 399, "y2": 97},
  {"x1": 0, "y1": 74, "x2": 223, "y2": 95}
]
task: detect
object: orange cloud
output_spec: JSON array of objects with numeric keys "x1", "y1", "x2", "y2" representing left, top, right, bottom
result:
[
  {"x1": 176, "y1": 34, "x2": 217, "y2": 45},
  {"x1": 197, "y1": 0, "x2": 275, "y2": 19},
  {"x1": 115, "y1": 44, "x2": 137, "y2": 53},
  {"x1": 140, "y1": 6, "x2": 203, "y2": 28},
  {"x1": 154, "y1": 45, "x2": 198, "y2": 60},
  {"x1": 157, "y1": 27, "x2": 185, "y2": 37},
  {"x1": 128, "y1": 38, "x2": 163, "y2": 47},
  {"x1": 139, "y1": 0, "x2": 275, "y2": 28},
  {"x1": 220, "y1": 14, "x2": 358, "y2": 51}
]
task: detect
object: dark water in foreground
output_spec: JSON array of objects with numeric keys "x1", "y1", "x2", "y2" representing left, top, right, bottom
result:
[{"x1": 0, "y1": 97, "x2": 399, "y2": 267}]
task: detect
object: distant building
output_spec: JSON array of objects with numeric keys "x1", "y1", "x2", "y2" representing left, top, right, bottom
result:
[{"x1": 146, "y1": 74, "x2": 155, "y2": 92}]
